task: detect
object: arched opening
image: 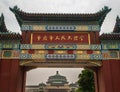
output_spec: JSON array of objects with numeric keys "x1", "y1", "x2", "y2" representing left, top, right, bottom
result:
[{"x1": 25, "y1": 68, "x2": 98, "y2": 92}]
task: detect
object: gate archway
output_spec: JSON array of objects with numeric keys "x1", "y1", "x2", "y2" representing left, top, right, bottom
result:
[{"x1": 0, "y1": 6, "x2": 120, "y2": 92}]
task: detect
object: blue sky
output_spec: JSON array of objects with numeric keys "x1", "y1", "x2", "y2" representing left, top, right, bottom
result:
[{"x1": 0, "y1": 0, "x2": 120, "y2": 85}]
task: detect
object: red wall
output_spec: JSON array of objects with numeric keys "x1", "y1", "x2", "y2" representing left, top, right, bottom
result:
[
  {"x1": 90, "y1": 32, "x2": 100, "y2": 44},
  {"x1": 22, "y1": 31, "x2": 31, "y2": 44},
  {"x1": 97, "y1": 60, "x2": 120, "y2": 92},
  {"x1": 0, "y1": 59, "x2": 26, "y2": 92}
]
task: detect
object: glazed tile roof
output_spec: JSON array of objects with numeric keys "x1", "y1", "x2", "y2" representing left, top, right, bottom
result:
[
  {"x1": 100, "y1": 33, "x2": 120, "y2": 40},
  {"x1": 10, "y1": 6, "x2": 111, "y2": 26},
  {"x1": 69, "y1": 82, "x2": 78, "y2": 87},
  {"x1": 0, "y1": 33, "x2": 21, "y2": 40},
  {"x1": 39, "y1": 83, "x2": 46, "y2": 86},
  {"x1": 47, "y1": 71, "x2": 68, "y2": 85}
]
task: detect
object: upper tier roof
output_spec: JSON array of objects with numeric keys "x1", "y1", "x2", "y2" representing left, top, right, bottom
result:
[{"x1": 10, "y1": 6, "x2": 111, "y2": 26}]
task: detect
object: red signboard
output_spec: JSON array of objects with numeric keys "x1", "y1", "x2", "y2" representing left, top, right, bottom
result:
[{"x1": 31, "y1": 32, "x2": 90, "y2": 44}]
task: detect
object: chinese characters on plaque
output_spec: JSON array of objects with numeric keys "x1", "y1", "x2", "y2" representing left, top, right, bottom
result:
[{"x1": 31, "y1": 32, "x2": 90, "y2": 44}]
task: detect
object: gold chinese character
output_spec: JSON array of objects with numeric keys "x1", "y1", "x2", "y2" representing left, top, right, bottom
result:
[
  {"x1": 79, "y1": 36, "x2": 84, "y2": 41},
  {"x1": 49, "y1": 35, "x2": 54, "y2": 41},
  {"x1": 55, "y1": 36, "x2": 60, "y2": 40},
  {"x1": 67, "y1": 36, "x2": 72, "y2": 40},
  {"x1": 43, "y1": 35, "x2": 48, "y2": 41},
  {"x1": 61, "y1": 36, "x2": 66, "y2": 40},
  {"x1": 74, "y1": 36, "x2": 78, "y2": 41},
  {"x1": 37, "y1": 36, "x2": 41, "y2": 41}
]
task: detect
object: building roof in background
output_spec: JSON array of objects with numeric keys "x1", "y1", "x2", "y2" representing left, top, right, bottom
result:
[{"x1": 47, "y1": 71, "x2": 68, "y2": 85}]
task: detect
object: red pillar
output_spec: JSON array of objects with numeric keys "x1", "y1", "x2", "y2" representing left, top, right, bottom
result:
[
  {"x1": 94, "y1": 71, "x2": 99, "y2": 92},
  {"x1": 0, "y1": 59, "x2": 26, "y2": 92},
  {"x1": 22, "y1": 31, "x2": 31, "y2": 44},
  {"x1": 97, "y1": 60, "x2": 120, "y2": 92}
]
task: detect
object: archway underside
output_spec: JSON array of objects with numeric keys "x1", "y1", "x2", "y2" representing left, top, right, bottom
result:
[{"x1": 20, "y1": 60, "x2": 102, "y2": 67}]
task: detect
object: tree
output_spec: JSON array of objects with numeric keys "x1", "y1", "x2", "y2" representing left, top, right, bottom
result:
[{"x1": 77, "y1": 69, "x2": 95, "y2": 92}]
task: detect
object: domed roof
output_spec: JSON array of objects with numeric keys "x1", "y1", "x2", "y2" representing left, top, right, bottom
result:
[
  {"x1": 47, "y1": 71, "x2": 68, "y2": 86},
  {"x1": 39, "y1": 82, "x2": 46, "y2": 86}
]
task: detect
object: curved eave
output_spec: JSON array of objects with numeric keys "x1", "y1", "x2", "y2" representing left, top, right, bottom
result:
[
  {"x1": 113, "y1": 26, "x2": 120, "y2": 33},
  {"x1": 0, "y1": 14, "x2": 8, "y2": 32},
  {"x1": 9, "y1": 7, "x2": 23, "y2": 26},
  {"x1": 10, "y1": 6, "x2": 111, "y2": 26},
  {"x1": 113, "y1": 16, "x2": 120, "y2": 33},
  {"x1": 100, "y1": 33, "x2": 120, "y2": 40},
  {"x1": 98, "y1": 8, "x2": 111, "y2": 26}
]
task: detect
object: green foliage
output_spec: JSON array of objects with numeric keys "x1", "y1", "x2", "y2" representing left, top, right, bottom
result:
[
  {"x1": 77, "y1": 69, "x2": 95, "y2": 92},
  {"x1": 75, "y1": 88, "x2": 82, "y2": 92}
]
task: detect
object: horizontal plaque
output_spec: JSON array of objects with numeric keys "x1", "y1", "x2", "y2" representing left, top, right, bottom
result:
[{"x1": 31, "y1": 32, "x2": 90, "y2": 44}]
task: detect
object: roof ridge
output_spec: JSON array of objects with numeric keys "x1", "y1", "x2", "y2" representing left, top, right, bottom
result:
[
  {"x1": 10, "y1": 5, "x2": 111, "y2": 15},
  {"x1": 9, "y1": 6, "x2": 111, "y2": 27}
]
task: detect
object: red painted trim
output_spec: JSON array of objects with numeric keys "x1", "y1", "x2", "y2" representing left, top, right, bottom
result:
[
  {"x1": 95, "y1": 32, "x2": 100, "y2": 44},
  {"x1": 28, "y1": 50, "x2": 35, "y2": 54},
  {"x1": 90, "y1": 32, "x2": 95, "y2": 44},
  {"x1": 22, "y1": 31, "x2": 31, "y2": 44},
  {"x1": 67, "y1": 50, "x2": 74, "y2": 54},
  {"x1": 48, "y1": 50, "x2": 54, "y2": 54},
  {"x1": 22, "y1": 31, "x2": 26, "y2": 44},
  {"x1": 86, "y1": 50, "x2": 93, "y2": 54}
]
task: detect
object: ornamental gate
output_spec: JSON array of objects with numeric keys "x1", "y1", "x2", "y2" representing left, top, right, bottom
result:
[{"x1": 0, "y1": 6, "x2": 120, "y2": 92}]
